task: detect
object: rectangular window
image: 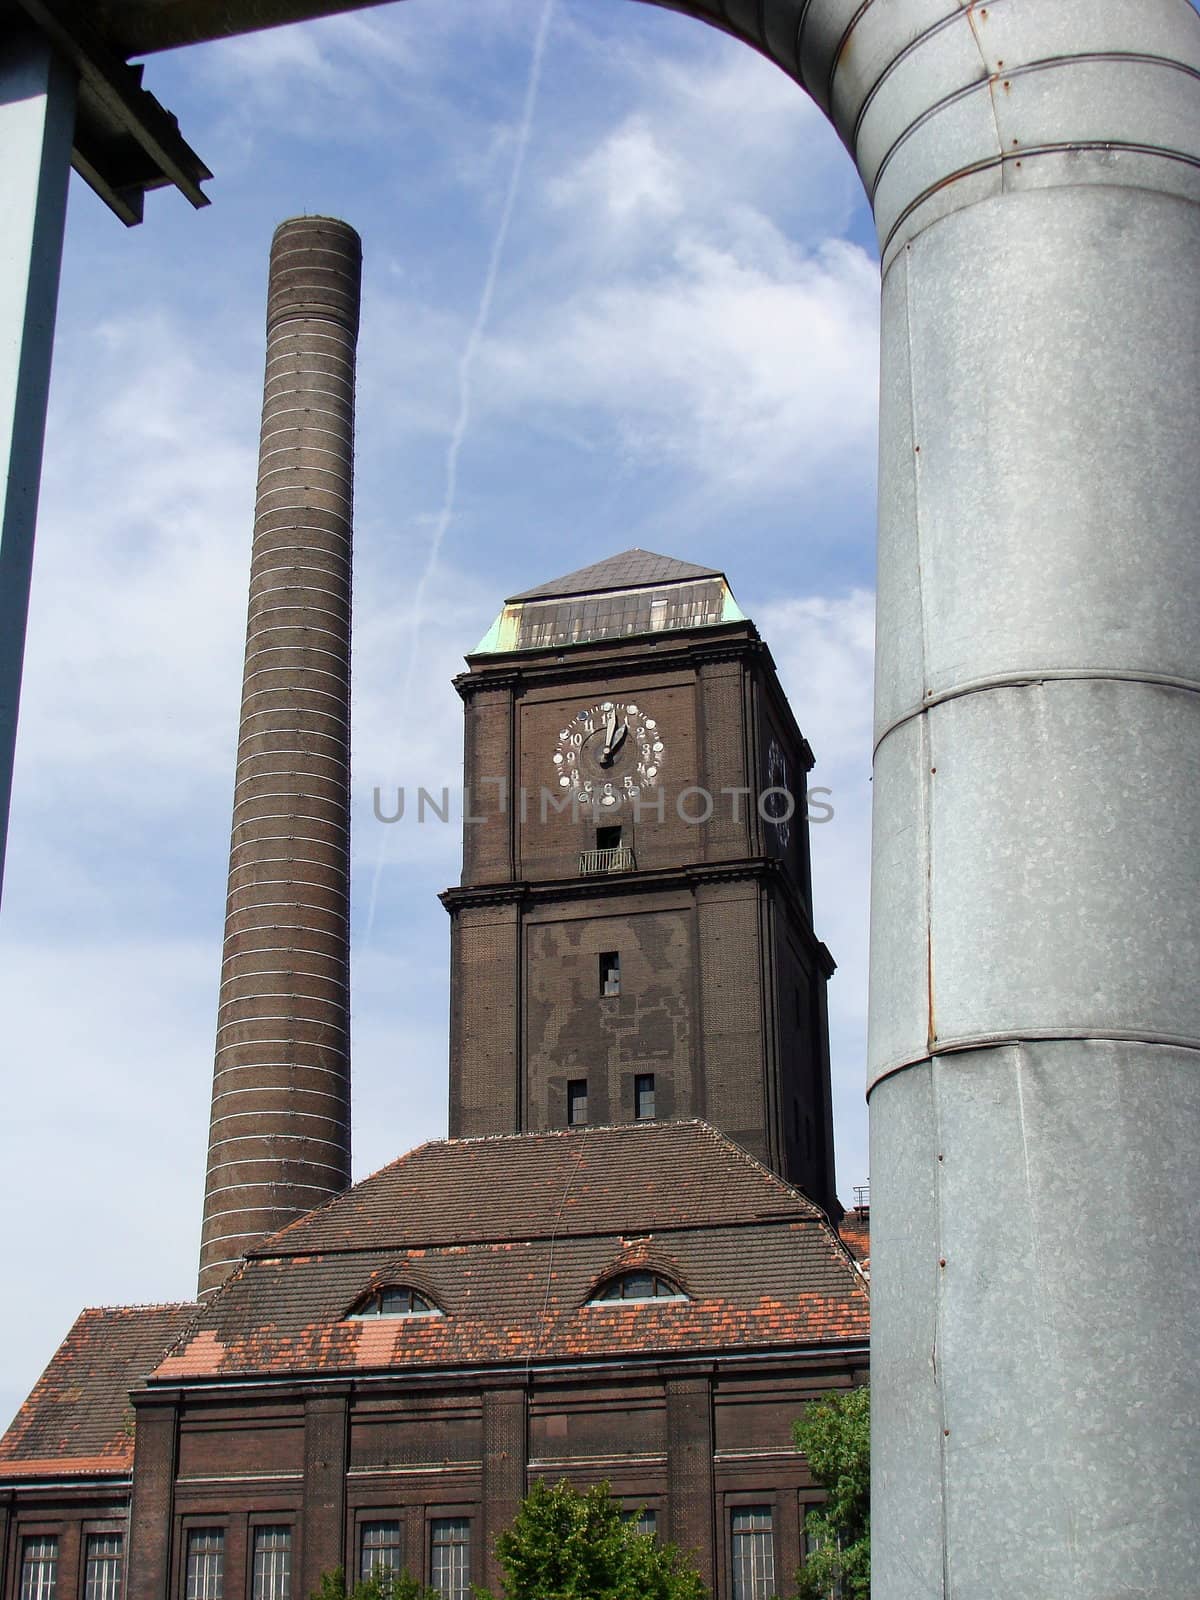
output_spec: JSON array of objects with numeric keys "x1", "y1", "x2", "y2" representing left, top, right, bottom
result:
[
  {"x1": 251, "y1": 1528, "x2": 291, "y2": 1600},
  {"x1": 429, "y1": 1518, "x2": 470, "y2": 1600},
  {"x1": 621, "y1": 1508, "x2": 657, "y2": 1538},
  {"x1": 85, "y1": 1535, "x2": 124, "y2": 1600},
  {"x1": 731, "y1": 1507, "x2": 776, "y2": 1600},
  {"x1": 20, "y1": 1537, "x2": 58, "y2": 1600},
  {"x1": 600, "y1": 952, "x2": 621, "y2": 997},
  {"x1": 567, "y1": 1079, "x2": 588, "y2": 1126},
  {"x1": 635, "y1": 1073, "x2": 656, "y2": 1120},
  {"x1": 596, "y1": 824, "x2": 622, "y2": 851},
  {"x1": 360, "y1": 1522, "x2": 402, "y2": 1581},
  {"x1": 185, "y1": 1531, "x2": 225, "y2": 1600}
]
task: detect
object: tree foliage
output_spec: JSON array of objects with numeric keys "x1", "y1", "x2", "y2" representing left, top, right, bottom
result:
[
  {"x1": 311, "y1": 1565, "x2": 439, "y2": 1600},
  {"x1": 792, "y1": 1386, "x2": 870, "y2": 1600},
  {"x1": 487, "y1": 1477, "x2": 707, "y2": 1600}
]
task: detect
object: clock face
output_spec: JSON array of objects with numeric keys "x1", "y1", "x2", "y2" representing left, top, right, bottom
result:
[
  {"x1": 553, "y1": 699, "x2": 664, "y2": 809},
  {"x1": 766, "y1": 738, "x2": 791, "y2": 848}
]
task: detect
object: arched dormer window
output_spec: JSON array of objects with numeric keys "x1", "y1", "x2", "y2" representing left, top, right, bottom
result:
[
  {"x1": 589, "y1": 1270, "x2": 687, "y2": 1304},
  {"x1": 348, "y1": 1285, "x2": 441, "y2": 1318}
]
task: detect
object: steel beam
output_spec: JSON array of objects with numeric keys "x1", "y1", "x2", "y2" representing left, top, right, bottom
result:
[{"x1": 0, "y1": 29, "x2": 74, "y2": 908}]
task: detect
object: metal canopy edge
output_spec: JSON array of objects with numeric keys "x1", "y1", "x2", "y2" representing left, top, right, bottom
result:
[
  {"x1": 91, "y1": 0, "x2": 391, "y2": 56},
  {"x1": 4, "y1": 0, "x2": 211, "y2": 223}
]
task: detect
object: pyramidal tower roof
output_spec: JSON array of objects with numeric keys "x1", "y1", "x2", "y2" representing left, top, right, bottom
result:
[
  {"x1": 507, "y1": 548, "x2": 723, "y2": 603},
  {"x1": 474, "y1": 547, "x2": 745, "y2": 656}
]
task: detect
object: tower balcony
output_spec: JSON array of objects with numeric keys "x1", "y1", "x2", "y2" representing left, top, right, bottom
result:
[{"x1": 579, "y1": 845, "x2": 637, "y2": 875}]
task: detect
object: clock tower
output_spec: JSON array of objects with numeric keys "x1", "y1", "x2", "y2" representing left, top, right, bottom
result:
[{"x1": 441, "y1": 549, "x2": 840, "y2": 1217}]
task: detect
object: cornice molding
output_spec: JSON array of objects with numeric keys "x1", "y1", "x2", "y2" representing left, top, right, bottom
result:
[
  {"x1": 441, "y1": 857, "x2": 825, "y2": 956},
  {"x1": 453, "y1": 624, "x2": 767, "y2": 700}
]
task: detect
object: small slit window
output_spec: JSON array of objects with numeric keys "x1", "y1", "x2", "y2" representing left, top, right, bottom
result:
[
  {"x1": 600, "y1": 952, "x2": 621, "y2": 997},
  {"x1": 350, "y1": 1285, "x2": 440, "y2": 1318},
  {"x1": 635, "y1": 1073, "x2": 655, "y2": 1119},
  {"x1": 567, "y1": 1079, "x2": 588, "y2": 1126},
  {"x1": 591, "y1": 1271, "x2": 686, "y2": 1303}
]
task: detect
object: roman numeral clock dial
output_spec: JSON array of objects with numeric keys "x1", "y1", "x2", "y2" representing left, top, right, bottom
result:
[{"x1": 553, "y1": 701, "x2": 664, "y2": 809}]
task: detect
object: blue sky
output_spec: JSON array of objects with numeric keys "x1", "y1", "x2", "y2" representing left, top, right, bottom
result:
[{"x1": 0, "y1": 0, "x2": 880, "y2": 1429}]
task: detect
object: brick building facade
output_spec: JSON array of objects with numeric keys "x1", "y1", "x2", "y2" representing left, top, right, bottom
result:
[{"x1": 1, "y1": 551, "x2": 869, "y2": 1600}]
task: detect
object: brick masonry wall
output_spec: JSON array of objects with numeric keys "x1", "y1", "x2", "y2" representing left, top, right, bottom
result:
[
  {"x1": 198, "y1": 218, "x2": 361, "y2": 1297},
  {"x1": 525, "y1": 898, "x2": 694, "y2": 1129}
]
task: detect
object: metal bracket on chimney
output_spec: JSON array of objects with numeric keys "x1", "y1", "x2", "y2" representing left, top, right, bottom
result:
[{"x1": 6, "y1": 0, "x2": 211, "y2": 224}]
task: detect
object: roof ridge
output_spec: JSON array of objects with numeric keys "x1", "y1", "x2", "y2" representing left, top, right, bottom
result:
[
  {"x1": 507, "y1": 548, "x2": 723, "y2": 603},
  {"x1": 691, "y1": 1121, "x2": 826, "y2": 1218},
  {"x1": 423, "y1": 1119, "x2": 712, "y2": 1149},
  {"x1": 78, "y1": 1300, "x2": 198, "y2": 1315}
]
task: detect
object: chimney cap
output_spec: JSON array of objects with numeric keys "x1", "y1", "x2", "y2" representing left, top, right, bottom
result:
[{"x1": 266, "y1": 215, "x2": 362, "y2": 337}]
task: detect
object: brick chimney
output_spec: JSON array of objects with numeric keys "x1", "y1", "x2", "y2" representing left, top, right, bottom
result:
[{"x1": 198, "y1": 217, "x2": 361, "y2": 1297}]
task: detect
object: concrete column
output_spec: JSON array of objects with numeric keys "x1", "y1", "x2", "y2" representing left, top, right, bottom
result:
[
  {"x1": 0, "y1": 29, "x2": 74, "y2": 908},
  {"x1": 769, "y1": 3, "x2": 1200, "y2": 1595},
  {"x1": 198, "y1": 217, "x2": 361, "y2": 1296}
]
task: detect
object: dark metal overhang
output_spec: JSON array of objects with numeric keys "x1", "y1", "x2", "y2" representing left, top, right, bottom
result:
[
  {"x1": 90, "y1": 0, "x2": 391, "y2": 56},
  {"x1": 1, "y1": 0, "x2": 211, "y2": 224}
]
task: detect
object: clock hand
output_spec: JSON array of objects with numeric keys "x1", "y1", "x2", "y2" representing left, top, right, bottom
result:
[
  {"x1": 599, "y1": 709, "x2": 617, "y2": 765},
  {"x1": 607, "y1": 719, "x2": 628, "y2": 759}
]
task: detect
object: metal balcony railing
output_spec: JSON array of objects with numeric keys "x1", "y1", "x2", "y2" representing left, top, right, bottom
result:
[{"x1": 579, "y1": 846, "x2": 636, "y2": 875}]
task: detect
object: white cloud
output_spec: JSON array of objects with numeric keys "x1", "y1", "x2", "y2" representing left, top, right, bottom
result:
[
  {"x1": 481, "y1": 236, "x2": 879, "y2": 497},
  {"x1": 548, "y1": 115, "x2": 686, "y2": 228},
  {"x1": 15, "y1": 312, "x2": 255, "y2": 817}
]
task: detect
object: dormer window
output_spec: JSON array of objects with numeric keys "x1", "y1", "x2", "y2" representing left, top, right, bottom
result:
[
  {"x1": 349, "y1": 1286, "x2": 440, "y2": 1318},
  {"x1": 590, "y1": 1271, "x2": 687, "y2": 1304}
]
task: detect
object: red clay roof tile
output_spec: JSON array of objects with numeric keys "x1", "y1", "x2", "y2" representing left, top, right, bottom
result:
[{"x1": 0, "y1": 1304, "x2": 197, "y2": 1473}]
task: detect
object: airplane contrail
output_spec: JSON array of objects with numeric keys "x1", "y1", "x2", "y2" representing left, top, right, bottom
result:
[{"x1": 364, "y1": 0, "x2": 557, "y2": 948}]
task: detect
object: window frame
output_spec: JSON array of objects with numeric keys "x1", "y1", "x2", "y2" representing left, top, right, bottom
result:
[
  {"x1": 728, "y1": 1503, "x2": 778, "y2": 1600},
  {"x1": 83, "y1": 1531, "x2": 125, "y2": 1600},
  {"x1": 619, "y1": 1505, "x2": 659, "y2": 1539},
  {"x1": 249, "y1": 1524, "x2": 292, "y2": 1600},
  {"x1": 19, "y1": 1534, "x2": 59, "y2": 1600},
  {"x1": 358, "y1": 1519, "x2": 403, "y2": 1583},
  {"x1": 634, "y1": 1072, "x2": 656, "y2": 1120},
  {"x1": 587, "y1": 1270, "x2": 688, "y2": 1305},
  {"x1": 566, "y1": 1079, "x2": 588, "y2": 1127},
  {"x1": 182, "y1": 1526, "x2": 227, "y2": 1600},
  {"x1": 426, "y1": 1511, "x2": 472, "y2": 1600},
  {"x1": 347, "y1": 1285, "x2": 442, "y2": 1320},
  {"x1": 599, "y1": 951, "x2": 621, "y2": 998}
]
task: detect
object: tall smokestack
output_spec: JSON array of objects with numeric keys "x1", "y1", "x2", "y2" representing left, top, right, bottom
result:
[{"x1": 198, "y1": 217, "x2": 361, "y2": 1297}]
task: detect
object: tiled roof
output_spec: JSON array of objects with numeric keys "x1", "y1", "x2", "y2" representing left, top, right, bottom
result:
[
  {"x1": 254, "y1": 1122, "x2": 822, "y2": 1256},
  {"x1": 0, "y1": 1303, "x2": 196, "y2": 1476},
  {"x1": 150, "y1": 1123, "x2": 867, "y2": 1383},
  {"x1": 508, "y1": 550, "x2": 722, "y2": 602},
  {"x1": 839, "y1": 1211, "x2": 870, "y2": 1265}
]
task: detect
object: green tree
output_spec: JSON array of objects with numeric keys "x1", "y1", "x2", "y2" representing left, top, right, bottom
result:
[
  {"x1": 792, "y1": 1386, "x2": 870, "y2": 1600},
  {"x1": 486, "y1": 1477, "x2": 707, "y2": 1600},
  {"x1": 311, "y1": 1565, "x2": 439, "y2": 1600}
]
